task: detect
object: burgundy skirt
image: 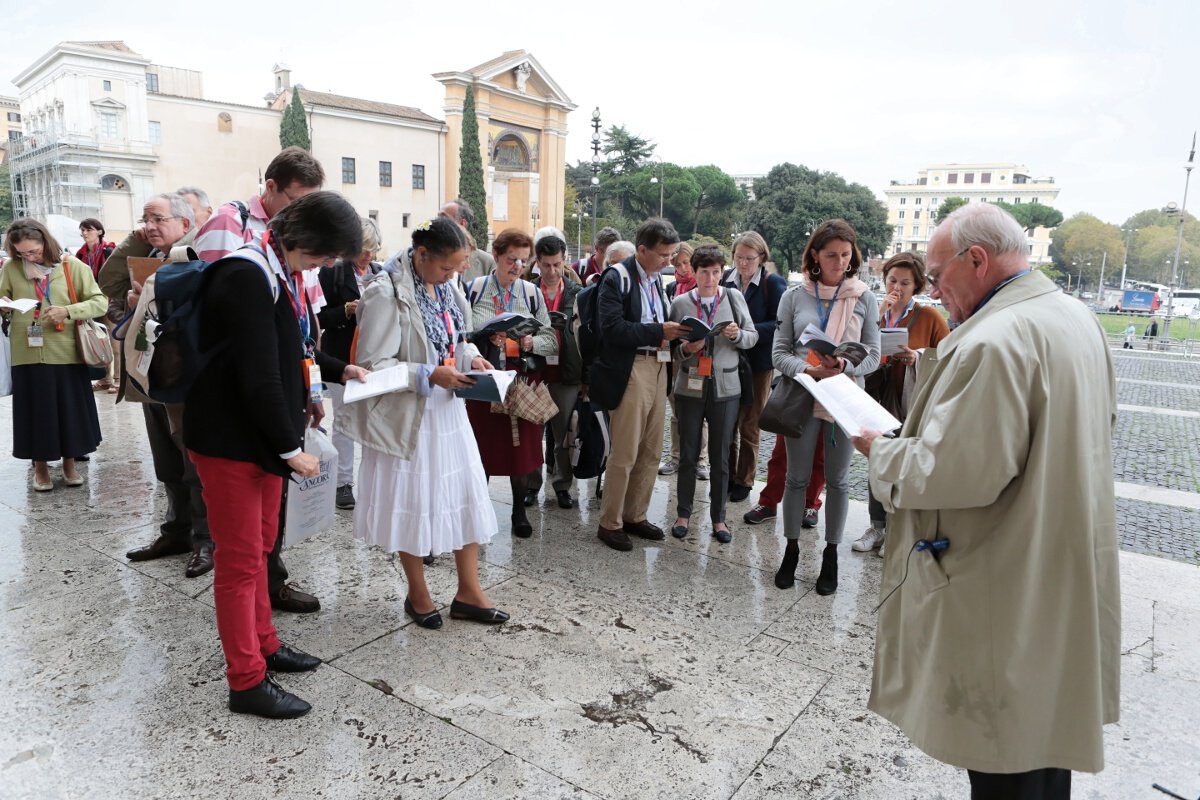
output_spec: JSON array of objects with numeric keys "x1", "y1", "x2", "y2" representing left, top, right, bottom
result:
[{"x1": 465, "y1": 399, "x2": 544, "y2": 476}]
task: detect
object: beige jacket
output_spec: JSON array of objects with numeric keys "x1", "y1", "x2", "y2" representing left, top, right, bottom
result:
[
  {"x1": 335, "y1": 256, "x2": 480, "y2": 460},
  {"x1": 867, "y1": 271, "x2": 1120, "y2": 774}
]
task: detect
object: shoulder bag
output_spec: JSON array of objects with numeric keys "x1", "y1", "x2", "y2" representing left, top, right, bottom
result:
[{"x1": 62, "y1": 256, "x2": 115, "y2": 373}]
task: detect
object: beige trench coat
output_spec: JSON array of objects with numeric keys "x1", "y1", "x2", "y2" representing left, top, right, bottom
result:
[{"x1": 867, "y1": 271, "x2": 1120, "y2": 774}]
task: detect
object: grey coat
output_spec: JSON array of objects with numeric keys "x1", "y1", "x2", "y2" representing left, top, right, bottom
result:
[
  {"x1": 667, "y1": 287, "x2": 758, "y2": 401},
  {"x1": 772, "y1": 281, "x2": 881, "y2": 386}
]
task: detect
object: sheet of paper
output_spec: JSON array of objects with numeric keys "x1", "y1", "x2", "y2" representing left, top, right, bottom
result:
[
  {"x1": 342, "y1": 365, "x2": 410, "y2": 403},
  {"x1": 796, "y1": 372, "x2": 901, "y2": 438},
  {"x1": 0, "y1": 298, "x2": 38, "y2": 313}
]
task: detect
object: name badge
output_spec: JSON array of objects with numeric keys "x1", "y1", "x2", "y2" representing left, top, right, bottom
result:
[
  {"x1": 687, "y1": 367, "x2": 703, "y2": 391},
  {"x1": 305, "y1": 359, "x2": 323, "y2": 401},
  {"x1": 656, "y1": 339, "x2": 671, "y2": 363},
  {"x1": 27, "y1": 324, "x2": 44, "y2": 347},
  {"x1": 137, "y1": 347, "x2": 154, "y2": 373},
  {"x1": 546, "y1": 354, "x2": 560, "y2": 366}
]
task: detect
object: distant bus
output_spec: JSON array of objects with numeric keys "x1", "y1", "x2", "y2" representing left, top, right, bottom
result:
[
  {"x1": 1166, "y1": 289, "x2": 1200, "y2": 318},
  {"x1": 1120, "y1": 290, "x2": 1160, "y2": 312}
]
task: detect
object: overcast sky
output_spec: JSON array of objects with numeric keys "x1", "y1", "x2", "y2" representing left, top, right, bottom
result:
[{"x1": 3, "y1": 0, "x2": 1195, "y2": 225}]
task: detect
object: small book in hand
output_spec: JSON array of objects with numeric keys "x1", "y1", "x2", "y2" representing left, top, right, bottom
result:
[
  {"x1": 473, "y1": 313, "x2": 543, "y2": 340},
  {"x1": 800, "y1": 323, "x2": 869, "y2": 366},
  {"x1": 548, "y1": 310, "x2": 569, "y2": 330},
  {"x1": 680, "y1": 316, "x2": 733, "y2": 342}
]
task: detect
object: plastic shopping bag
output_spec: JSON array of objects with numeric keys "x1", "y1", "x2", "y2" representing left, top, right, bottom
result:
[
  {"x1": 283, "y1": 427, "x2": 339, "y2": 547},
  {"x1": 0, "y1": 331, "x2": 11, "y2": 398}
]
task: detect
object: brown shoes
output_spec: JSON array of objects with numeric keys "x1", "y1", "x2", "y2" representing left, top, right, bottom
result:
[
  {"x1": 623, "y1": 520, "x2": 665, "y2": 541},
  {"x1": 597, "y1": 525, "x2": 633, "y2": 551}
]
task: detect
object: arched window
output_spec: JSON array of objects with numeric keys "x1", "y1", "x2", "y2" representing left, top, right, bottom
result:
[
  {"x1": 100, "y1": 174, "x2": 128, "y2": 191},
  {"x1": 492, "y1": 134, "x2": 530, "y2": 171}
]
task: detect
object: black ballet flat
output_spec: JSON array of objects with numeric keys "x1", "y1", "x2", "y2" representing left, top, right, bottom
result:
[
  {"x1": 449, "y1": 599, "x2": 510, "y2": 624},
  {"x1": 404, "y1": 597, "x2": 443, "y2": 630}
]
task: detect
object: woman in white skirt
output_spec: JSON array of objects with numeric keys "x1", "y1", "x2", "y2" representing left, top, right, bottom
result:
[{"x1": 337, "y1": 217, "x2": 509, "y2": 629}]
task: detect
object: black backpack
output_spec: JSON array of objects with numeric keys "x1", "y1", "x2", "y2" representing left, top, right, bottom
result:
[
  {"x1": 574, "y1": 263, "x2": 632, "y2": 370},
  {"x1": 567, "y1": 397, "x2": 610, "y2": 479}
]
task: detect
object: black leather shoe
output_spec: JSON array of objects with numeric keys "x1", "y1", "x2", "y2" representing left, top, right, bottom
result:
[
  {"x1": 555, "y1": 490, "x2": 576, "y2": 509},
  {"x1": 729, "y1": 483, "x2": 752, "y2": 503},
  {"x1": 713, "y1": 527, "x2": 732, "y2": 544},
  {"x1": 523, "y1": 490, "x2": 538, "y2": 507},
  {"x1": 671, "y1": 525, "x2": 689, "y2": 539},
  {"x1": 265, "y1": 644, "x2": 321, "y2": 673},
  {"x1": 184, "y1": 542, "x2": 214, "y2": 578},
  {"x1": 775, "y1": 541, "x2": 799, "y2": 589},
  {"x1": 598, "y1": 525, "x2": 632, "y2": 551},
  {"x1": 449, "y1": 598, "x2": 510, "y2": 624},
  {"x1": 271, "y1": 584, "x2": 321, "y2": 614},
  {"x1": 405, "y1": 597, "x2": 443, "y2": 629},
  {"x1": 512, "y1": 516, "x2": 533, "y2": 538},
  {"x1": 228, "y1": 676, "x2": 311, "y2": 719},
  {"x1": 126, "y1": 535, "x2": 191, "y2": 562},
  {"x1": 815, "y1": 543, "x2": 839, "y2": 596},
  {"x1": 623, "y1": 520, "x2": 665, "y2": 540},
  {"x1": 423, "y1": 554, "x2": 436, "y2": 566}
]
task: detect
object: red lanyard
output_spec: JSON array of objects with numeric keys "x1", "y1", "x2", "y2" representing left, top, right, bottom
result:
[
  {"x1": 541, "y1": 283, "x2": 563, "y2": 313},
  {"x1": 263, "y1": 232, "x2": 311, "y2": 354},
  {"x1": 32, "y1": 273, "x2": 52, "y2": 322},
  {"x1": 491, "y1": 273, "x2": 515, "y2": 313},
  {"x1": 694, "y1": 288, "x2": 721, "y2": 326}
]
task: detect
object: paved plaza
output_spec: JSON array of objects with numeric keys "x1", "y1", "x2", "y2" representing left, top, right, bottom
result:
[{"x1": 1, "y1": 344, "x2": 1198, "y2": 799}]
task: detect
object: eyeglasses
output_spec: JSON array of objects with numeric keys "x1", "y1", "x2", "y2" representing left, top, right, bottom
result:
[
  {"x1": 926, "y1": 246, "x2": 973, "y2": 290},
  {"x1": 734, "y1": 254, "x2": 761, "y2": 264},
  {"x1": 139, "y1": 215, "x2": 181, "y2": 226},
  {"x1": 13, "y1": 245, "x2": 43, "y2": 259}
]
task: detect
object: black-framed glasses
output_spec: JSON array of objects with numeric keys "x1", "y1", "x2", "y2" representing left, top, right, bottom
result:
[{"x1": 139, "y1": 215, "x2": 181, "y2": 225}]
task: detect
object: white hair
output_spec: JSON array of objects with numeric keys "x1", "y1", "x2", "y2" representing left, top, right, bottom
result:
[
  {"x1": 152, "y1": 192, "x2": 195, "y2": 225},
  {"x1": 605, "y1": 240, "x2": 635, "y2": 266},
  {"x1": 533, "y1": 226, "x2": 566, "y2": 248},
  {"x1": 175, "y1": 185, "x2": 211, "y2": 210},
  {"x1": 939, "y1": 202, "x2": 1028, "y2": 256},
  {"x1": 360, "y1": 217, "x2": 382, "y2": 252}
]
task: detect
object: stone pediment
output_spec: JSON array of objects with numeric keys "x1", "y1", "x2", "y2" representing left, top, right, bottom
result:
[
  {"x1": 434, "y1": 50, "x2": 574, "y2": 110},
  {"x1": 90, "y1": 97, "x2": 127, "y2": 110}
]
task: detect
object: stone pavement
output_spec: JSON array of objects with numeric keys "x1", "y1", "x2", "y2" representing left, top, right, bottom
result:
[{"x1": 2, "y1": 382, "x2": 1199, "y2": 799}]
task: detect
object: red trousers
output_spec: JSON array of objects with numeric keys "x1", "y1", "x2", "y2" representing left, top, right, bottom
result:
[
  {"x1": 757, "y1": 434, "x2": 824, "y2": 510},
  {"x1": 190, "y1": 451, "x2": 283, "y2": 691}
]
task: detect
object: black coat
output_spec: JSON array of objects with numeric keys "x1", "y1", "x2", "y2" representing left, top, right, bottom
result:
[
  {"x1": 184, "y1": 261, "x2": 346, "y2": 476},
  {"x1": 532, "y1": 276, "x2": 584, "y2": 386},
  {"x1": 588, "y1": 255, "x2": 671, "y2": 411},
  {"x1": 317, "y1": 260, "x2": 381, "y2": 362},
  {"x1": 722, "y1": 266, "x2": 788, "y2": 372}
]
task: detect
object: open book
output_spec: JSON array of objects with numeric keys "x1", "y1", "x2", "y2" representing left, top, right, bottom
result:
[
  {"x1": 473, "y1": 313, "x2": 543, "y2": 340},
  {"x1": 342, "y1": 365, "x2": 410, "y2": 403},
  {"x1": 796, "y1": 372, "x2": 901, "y2": 438},
  {"x1": 679, "y1": 316, "x2": 733, "y2": 342},
  {"x1": 799, "y1": 323, "x2": 869, "y2": 366},
  {"x1": 0, "y1": 297, "x2": 38, "y2": 314},
  {"x1": 453, "y1": 369, "x2": 518, "y2": 403}
]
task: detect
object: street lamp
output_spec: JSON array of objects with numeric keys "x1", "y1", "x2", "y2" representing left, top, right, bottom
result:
[
  {"x1": 590, "y1": 107, "x2": 602, "y2": 245},
  {"x1": 1165, "y1": 132, "x2": 1196, "y2": 338},
  {"x1": 1119, "y1": 226, "x2": 1138, "y2": 293},
  {"x1": 648, "y1": 158, "x2": 664, "y2": 217}
]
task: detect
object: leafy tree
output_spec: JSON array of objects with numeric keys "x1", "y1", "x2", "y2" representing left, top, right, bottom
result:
[
  {"x1": 686, "y1": 165, "x2": 744, "y2": 237},
  {"x1": 457, "y1": 84, "x2": 488, "y2": 247},
  {"x1": 279, "y1": 90, "x2": 311, "y2": 151},
  {"x1": 601, "y1": 125, "x2": 656, "y2": 176},
  {"x1": 745, "y1": 163, "x2": 890, "y2": 272},
  {"x1": 1049, "y1": 213, "x2": 1126, "y2": 291},
  {"x1": 1120, "y1": 206, "x2": 1200, "y2": 287},
  {"x1": 0, "y1": 164, "x2": 13, "y2": 231},
  {"x1": 935, "y1": 197, "x2": 968, "y2": 223},
  {"x1": 993, "y1": 201, "x2": 1063, "y2": 233}
]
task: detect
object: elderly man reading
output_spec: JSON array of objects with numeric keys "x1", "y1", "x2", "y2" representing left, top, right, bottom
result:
[{"x1": 853, "y1": 203, "x2": 1120, "y2": 800}]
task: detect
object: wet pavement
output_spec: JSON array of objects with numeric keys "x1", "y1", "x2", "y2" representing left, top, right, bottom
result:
[{"x1": 2, "y1": 377, "x2": 1199, "y2": 799}]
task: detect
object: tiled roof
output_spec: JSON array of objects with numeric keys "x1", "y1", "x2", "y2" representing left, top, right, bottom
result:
[{"x1": 296, "y1": 89, "x2": 438, "y2": 124}]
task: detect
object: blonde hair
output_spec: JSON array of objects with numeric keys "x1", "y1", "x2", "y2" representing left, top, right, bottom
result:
[
  {"x1": 732, "y1": 231, "x2": 770, "y2": 264},
  {"x1": 672, "y1": 242, "x2": 694, "y2": 266},
  {"x1": 360, "y1": 217, "x2": 382, "y2": 253}
]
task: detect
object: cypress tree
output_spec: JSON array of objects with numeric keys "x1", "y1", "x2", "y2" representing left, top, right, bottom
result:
[
  {"x1": 279, "y1": 90, "x2": 311, "y2": 151},
  {"x1": 457, "y1": 84, "x2": 488, "y2": 246}
]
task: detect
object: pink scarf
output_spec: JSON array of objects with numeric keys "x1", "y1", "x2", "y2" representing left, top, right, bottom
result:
[{"x1": 802, "y1": 274, "x2": 868, "y2": 422}]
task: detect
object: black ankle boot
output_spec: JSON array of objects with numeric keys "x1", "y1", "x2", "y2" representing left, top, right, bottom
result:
[
  {"x1": 774, "y1": 540, "x2": 799, "y2": 589},
  {"x1": 512, "y1": 514, "x2": 533, "y2": 539},
  {"x1": 816, "y1": 543, "x2": 838, "y2": 595}
]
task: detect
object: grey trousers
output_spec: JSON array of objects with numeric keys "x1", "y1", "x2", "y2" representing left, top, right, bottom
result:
[
  {"x1": 143, "y1": 402, "x2": 210, "y2": 547},
  {"x1": 527, "y1": 381, "x2": 579, "y2": 495},
  {"x1": 781, "y1": 418, "x2": 852, "y2": 543},
  {"x1": 675, "y1": 391, "x2": 740, "y2": 522}
]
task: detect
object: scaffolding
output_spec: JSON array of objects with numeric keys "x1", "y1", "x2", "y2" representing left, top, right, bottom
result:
[{"x1": 9, "y1": 130, "x2": 102, "y2": 222}]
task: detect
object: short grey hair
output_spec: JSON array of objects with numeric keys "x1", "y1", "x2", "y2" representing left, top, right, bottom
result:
[
  {"x1": 939, "y1": 202, "x2": 1028, "y2": 257},
  {"x1": 533, "y1": 226, "x2": 566, "y2": 248},
  {"x1": 152, "y1": 192, "x2": 195, "y2": 225},
  {"x1": 175, "y1": 185, "x2": 211, "y2": 210},
  {"x1": 360, "y1": 217, "x2": 382, "y2": 252},
  {"x1": 605, "y1": 240, "x2": 635, "y2": 266}
]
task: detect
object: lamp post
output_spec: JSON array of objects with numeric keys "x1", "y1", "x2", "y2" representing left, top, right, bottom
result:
[
  {"x1": 572, "y1": 196, "x2": 589, "y2": 263},
  {"x1": 648, "y1": 158, "x2": 664, "y2": 217},
  {"x1": 1119, "y1": 226, "x2": 1138, "y2": 294},
  {"x1": 1165, "y1": 132, "x2": 1196, "y2": 339},
  {"x1": 590, "y1": 107, "x2": 602, "y2": 245}
]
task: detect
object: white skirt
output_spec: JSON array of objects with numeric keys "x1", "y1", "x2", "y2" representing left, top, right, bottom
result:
[{"x1": 354, "y1": 386, "x2": 497, "y2": 556}]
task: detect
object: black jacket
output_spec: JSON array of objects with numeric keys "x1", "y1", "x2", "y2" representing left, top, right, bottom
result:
[
  {"x1": 722, "y1": 266, "x2": 788, "y2": 372},
  {"x1": 532, "y1": 276, "x2": 583, "y2": 386},
  {"x1": 317, "y1": 260, "x2": 381, "y2": 361},
  {"x1": 588, "y1": 255, "x2": 670, "y2": 411},
  {"x1": 184, "y1": 261, "x2": 346, "y2": 476}
]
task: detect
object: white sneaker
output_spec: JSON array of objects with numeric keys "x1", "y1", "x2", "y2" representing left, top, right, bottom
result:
[
  {"x1": 851, "y1": 526, "x2": 885, "y2": 552},
  {"x1": 877, "y1": 538, "x2": 887, "y2": 558},
  {"x1": 658, "y1": 460, "x2": 679, "y2": 476}
]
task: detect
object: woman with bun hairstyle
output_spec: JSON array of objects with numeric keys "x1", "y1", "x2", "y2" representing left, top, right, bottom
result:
[{"x1": 340, "y1": 217, "x2": 510, "y2": 631}]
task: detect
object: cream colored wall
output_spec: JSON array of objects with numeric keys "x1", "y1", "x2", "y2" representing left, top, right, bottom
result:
[
  {"x1": 148, "y1": 65, "x2": 203, "y2": 99},
  {"x1": 307, "y1": 110, "x2": 444, "y2": 253}
]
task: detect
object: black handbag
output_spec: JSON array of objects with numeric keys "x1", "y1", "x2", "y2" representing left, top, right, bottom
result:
[
  {"x1": 758, "y1": 374, "x2": 814, "y2": 437},
  {"x1": 737, "y1": 352, "x2": 755, "y2": 407}
]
